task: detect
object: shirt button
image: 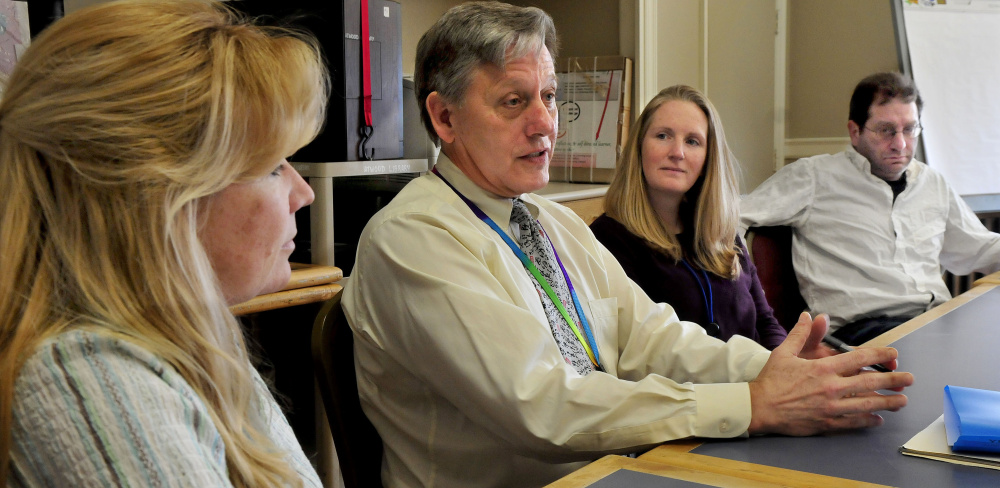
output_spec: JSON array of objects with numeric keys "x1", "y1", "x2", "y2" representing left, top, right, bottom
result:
[{"x1": 720, "y1": 420, "x2": 730, "y2": 432}]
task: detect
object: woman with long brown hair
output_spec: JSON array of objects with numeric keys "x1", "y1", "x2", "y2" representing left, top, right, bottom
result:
[{"x1": 591, "y1": 85, "x2": 786, "y2": 349}]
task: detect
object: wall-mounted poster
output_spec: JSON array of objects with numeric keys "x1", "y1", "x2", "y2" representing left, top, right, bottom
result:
[{"x1": 0, "y1": 0, "x2": 29, "y2": 79}]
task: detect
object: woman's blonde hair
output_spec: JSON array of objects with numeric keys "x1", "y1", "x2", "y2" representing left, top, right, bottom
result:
[
  {"x1": 604, "y1": 85, "x2": 742, "y2": 278},
  {"x1": 0, "y1": 0, "x2": 329, "y2": 485}
]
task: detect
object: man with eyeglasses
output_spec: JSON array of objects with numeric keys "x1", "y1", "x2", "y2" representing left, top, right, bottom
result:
[{"x1": 741, "y1": 72, "x2": 1000, "y2": 345}]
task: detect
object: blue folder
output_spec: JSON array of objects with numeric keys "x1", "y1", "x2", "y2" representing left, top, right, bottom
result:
[{"x1": 944, "y1": 385, "x2": 1000, "y2": 453}]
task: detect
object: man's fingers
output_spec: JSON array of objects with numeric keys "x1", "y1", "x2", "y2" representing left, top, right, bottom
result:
[
  {"x1": 838, "y1": 372, "x2": 913, "y2": 402},
  {"x1": 775, "y1": 311, "x2": 813, "y2": 355},
  {"x1": 875, "y1": 357, "x2": 899, "y2": 372},
  {"x1": 803, "y1": 313, "x2": 829, "y2": 353},
  {"x1": 835, "y1": 391, "x2": 909, "y2": 416},
  {"x1": 751, "y1": 326, "x2": 912, "y2": 437},
  {"x1": 829, "y1": 346, "x2": 902, "y2": 376},
  {"x1": 821, "y1": 413, "x2": 886, "y2": 432}
]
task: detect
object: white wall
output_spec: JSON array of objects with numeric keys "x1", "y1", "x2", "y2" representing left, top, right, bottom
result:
[
  {"x1": 397, "y1": 0, "x2": 464, "y2": 75},
  {"x1": 654, "y1": 0, "x2": 703, "y2": 91},
  {"x1": 705, "y1": 1, "x2": 775, "y2": 192},
  {"x1": 651, "y1": 0, "x2": 774, "y2": 192},
  {"x1": 786, "y1": 1, "x2": 898, "y2": 140},
  {"x1": 646, "y1": 0, "x2": 897, "y2": 191}
]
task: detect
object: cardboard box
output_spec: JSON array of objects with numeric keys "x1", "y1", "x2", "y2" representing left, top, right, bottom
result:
[{"x1": 550, "y1": 56, "x2": 633, "y2": 184}]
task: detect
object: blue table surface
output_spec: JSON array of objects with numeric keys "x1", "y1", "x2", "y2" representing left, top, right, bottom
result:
[{"x1": 692, "y1": 286, "x2": 1000, "y2": 487}]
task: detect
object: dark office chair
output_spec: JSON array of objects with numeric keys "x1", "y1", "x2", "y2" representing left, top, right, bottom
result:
[
  {"x1": 747, "y1": 226, "x2": 808, "y2": 332},
  {"x1": 312, "y1": 291, "x2": 384, "y2": 488}
]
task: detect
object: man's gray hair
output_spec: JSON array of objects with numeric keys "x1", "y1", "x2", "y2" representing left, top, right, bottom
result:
[{"x1": 414, "y1": 1, "x2": 559, "y2": 144}]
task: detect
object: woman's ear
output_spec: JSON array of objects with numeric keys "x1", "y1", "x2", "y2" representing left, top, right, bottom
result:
[{"x1": 426, "y1": 92, "x2": 456, "y2": 145}]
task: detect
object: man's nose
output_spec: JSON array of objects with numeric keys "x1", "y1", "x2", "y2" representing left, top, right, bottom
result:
[
  {"x1": 889, "y1": 131, "x2": 908, "y2": 150},
  {"x1": 525, "y1": 98, "x2": 557, "y2": 137}
]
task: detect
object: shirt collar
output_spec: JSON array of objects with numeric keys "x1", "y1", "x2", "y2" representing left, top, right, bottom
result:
[
  {"x1": 433, "y1": 153, "x2": 541, "y2": 228},
  {"x1": 845, "y1": 146, "x2": 873, "y2": 174},
  {"x1": 845, "y1": 146, "x2": 922, "y2": 181}
]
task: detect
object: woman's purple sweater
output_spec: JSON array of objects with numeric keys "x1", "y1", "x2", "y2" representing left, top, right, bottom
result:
[{"x1": 590, "y1": 214, "x2": 787, "y2": 350}]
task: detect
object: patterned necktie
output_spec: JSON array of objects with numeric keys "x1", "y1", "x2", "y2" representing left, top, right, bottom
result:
[{"x1": 509, "y1": 199, "x2": 594, "y2": 376}]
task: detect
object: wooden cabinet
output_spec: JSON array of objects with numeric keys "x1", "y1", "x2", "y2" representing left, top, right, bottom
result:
[
  {"x1": 560, "y1": 196, "x2": 605, "y2": 225},
  {"x1": 537, "y1": 182, "x2": 607, "y2": 225}
]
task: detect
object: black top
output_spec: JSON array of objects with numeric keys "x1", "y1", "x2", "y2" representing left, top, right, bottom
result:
[{"x1": 888, "y1": 172, "x2": 908, "y2": 202}]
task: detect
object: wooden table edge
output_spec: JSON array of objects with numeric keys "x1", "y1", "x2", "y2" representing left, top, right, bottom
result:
[
  {"x1": 547, "y1": 452, "x2": 893, "y2": 488},
  {"x1": 230, "y1": 283, "x2": 343, "y2": 316},
  {"x1": 972, "y1": 270, "x2": 1000, "y2": 287},
  {"x1": 280, "y1": 265, "x2": 343, "y2": 291}
]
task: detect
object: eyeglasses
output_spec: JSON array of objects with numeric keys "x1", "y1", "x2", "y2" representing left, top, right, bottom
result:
[{"x1": 863, "y1": 123, "x2": 922, "y2": 141}]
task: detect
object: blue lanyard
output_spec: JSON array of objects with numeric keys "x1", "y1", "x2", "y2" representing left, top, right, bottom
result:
[
  {"x1": 680, "y1": 259, "x2": 720, "y2": 336},
  {"x1": 432, "y1": 168, "x2": 603, "y2": 370}
]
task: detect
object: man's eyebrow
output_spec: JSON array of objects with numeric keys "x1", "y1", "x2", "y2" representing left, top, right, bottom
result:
[{"x1": 871, "y1": 121, "x2": 917, "y2": 126}]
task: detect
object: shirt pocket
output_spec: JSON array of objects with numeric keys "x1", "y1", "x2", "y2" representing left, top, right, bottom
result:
[
  {"x1": 908, "y1": 211, "x2": 946, "y2": 257},
  {"x1": 586, "y1": 297, "x2": 618, "y2": 373}
]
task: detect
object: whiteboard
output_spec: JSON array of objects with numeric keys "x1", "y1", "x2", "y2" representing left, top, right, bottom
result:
[{"x1": 898, "y1": 0, "x2": 1000, "y2": 196}]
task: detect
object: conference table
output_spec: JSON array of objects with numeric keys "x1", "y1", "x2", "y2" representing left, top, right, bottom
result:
[{"x1": 550, "y1": 272, "x2": 1000, "y2": 487}]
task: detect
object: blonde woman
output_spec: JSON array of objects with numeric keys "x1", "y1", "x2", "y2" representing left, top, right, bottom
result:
[
  {"x1": 0, "y1": 1, "x2": 328, "y2": 485},
  {"x1": 591, "y1": 85, "x2": 786, "y2": 349}
]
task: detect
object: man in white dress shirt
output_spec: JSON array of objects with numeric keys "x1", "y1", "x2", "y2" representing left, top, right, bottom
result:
[
  {"x1": 342, "y1": 4, "x2": 913, "y2": 487},
  {"x1": 741, "y1": 72, "x2": 1000, "y2": 345}
]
